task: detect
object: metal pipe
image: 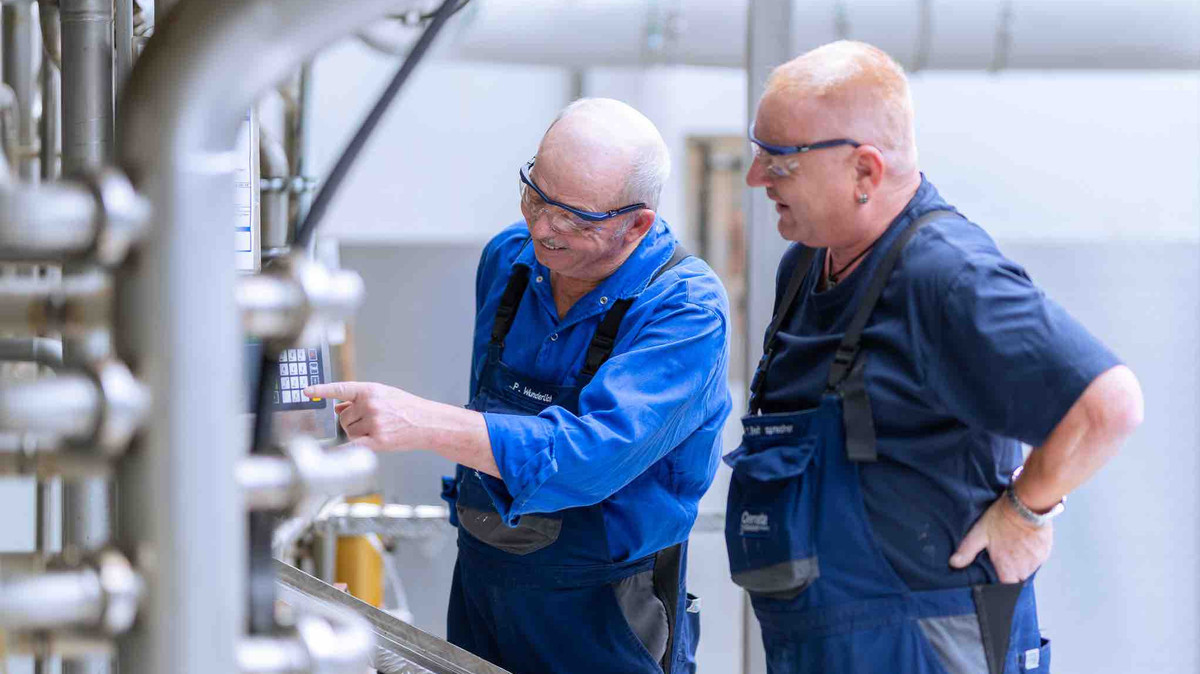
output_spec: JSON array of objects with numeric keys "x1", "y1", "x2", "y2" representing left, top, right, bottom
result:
[
  {"x1": 238, "y1": 454, "x2": 299, "y2": 511},
  {"x1": 0, "y1": 83, "x2": 16, "y2": 180},
  {"x1": 446, "y1": 0, "x2": 1200, "y2": 70},
  {"x1": 38, "y1": 0, "x2": 62, "y2": 182},
  {"x1": 236, "y1": 257, "x2": 364, "y2": 344},
  {"x1": 60, "y1": 0, "x2": 114, "y2": 177},
  {"x1": 0, "y1": 550, "x2": 140, "y2": 633},
  {"x1": 239, "y1": 440, "x2": 378, "y2": 511},
  {"x1": 0, "y1": 270, "x2": 110, "y2": 334},
  {"x1": 0, "y1": 373, "x2": 100, "y2": 439},
  {"x1": 259, "y1": 126, "x2": 290, "y2": 251},
  {"x1": 289, "y1": 63, "x2": 313, "y2": 230},
  {"x1": 0, "y1": 554, "x2": 105, "y2": 630},
  {"x1": 113, "y1": 2, "x2": 431, "y2": 671},
  {"x1": 114, "y1": 0, "x2": 133, "y2": 115},
  {"x1": 3, "y1": 0, "x2": 40, "y2": 180},
  {"x1": 7, "y1": 632, "x2": 114, "y2": 659},
  {"x1": 0, "y1": 179, "x2": 98, "y2": 257},
  {"x1": 0, "y1": 335, "x2": 63, "y2": 367},
  {"x1": 0, "y1": 447, "x2": 114, "y2": 478}
]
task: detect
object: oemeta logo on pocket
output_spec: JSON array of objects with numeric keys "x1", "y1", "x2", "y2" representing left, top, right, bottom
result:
[{"x1": 740, "y1": 511, "x2": 770, "y2": 536}]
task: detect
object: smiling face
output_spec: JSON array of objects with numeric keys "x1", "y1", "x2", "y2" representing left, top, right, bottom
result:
[{"x1": 520, "y1": 104, "x2": 659, "y2": 283}]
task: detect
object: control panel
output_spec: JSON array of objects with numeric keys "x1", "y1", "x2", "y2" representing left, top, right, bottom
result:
[{"x1": 274, "y1": 347, "x2": 326, "y2": 410}]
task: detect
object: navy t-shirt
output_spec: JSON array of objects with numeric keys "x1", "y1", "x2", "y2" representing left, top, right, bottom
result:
[{"x1": 757, "y1": 176, "x2": 1121, "y2": 590}]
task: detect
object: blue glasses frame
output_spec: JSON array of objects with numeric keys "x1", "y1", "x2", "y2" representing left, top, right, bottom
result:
[
  {"x1": 519, "y1": 159, "x2": 646, "y2": 223},
  {"x1": 748, "y1": 123, "x2": 861, "y2": 156}
]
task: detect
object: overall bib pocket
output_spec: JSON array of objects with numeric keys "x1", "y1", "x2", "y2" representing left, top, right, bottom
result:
[
  {"x1": 724, "y1": 423, "x2": 821, "y2": 599},
  {"x1": 455, "y1": 469, "x2": 563, "y2": 555}
]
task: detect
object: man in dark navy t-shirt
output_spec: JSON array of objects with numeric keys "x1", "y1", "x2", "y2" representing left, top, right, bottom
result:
[{"x1": 728, "y1": 40, "x2": 1144, "y2": 673}]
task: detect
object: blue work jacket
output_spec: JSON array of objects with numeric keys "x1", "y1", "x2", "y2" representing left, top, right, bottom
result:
[{"x1": 467, "y1": 219, "x2": 731, "y2": 563}]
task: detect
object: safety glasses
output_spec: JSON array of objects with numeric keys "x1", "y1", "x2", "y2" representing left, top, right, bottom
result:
[
  {"x1": 519, "y1": 159, "x2": 646, "y2": 229},
  {"x1": 748, "y1": 124, "x2": 861, "y2": 178}
]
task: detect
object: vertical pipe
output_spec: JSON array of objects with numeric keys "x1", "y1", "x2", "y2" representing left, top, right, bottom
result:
[
  {"x1": 38, "y1": 53, "x2": 60, "y2": 182},
  {"x1": 38, "y1": 0, "x2": 61, "y2": 182},
  {"x1": 60, "y1": 0, "x2": 113, "y2": 176},
  {"x1": 743, "y1": 2, "x2": 792, "y2": 673},
  {"x1": 3, "y1": 0, "x2": 41, "y2": 181},
  {"x1": 114, "y1": 0, "x2": 133, "y2": 123},
  {"x1": 288, "y1": 63, "x2": 314, "y2": 234},
  {"x1": 60, "y1": 4, "x2": 114, "y2": 674}
]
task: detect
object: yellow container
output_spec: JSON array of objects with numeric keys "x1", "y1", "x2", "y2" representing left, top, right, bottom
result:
[{"x1": 335, "y1": 494, "x2": 384, "y2": 607}]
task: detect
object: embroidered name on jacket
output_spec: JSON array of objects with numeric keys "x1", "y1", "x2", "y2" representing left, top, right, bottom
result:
[
  {"x1": 740, "y1": 511, "x2": 770, "y2": 535},
  {"x1": 510, "y1": 381, "x2": 553, "y2": 404},
  {"x1": 745, "y1": 424, "x2": 795, "y2": 437}
]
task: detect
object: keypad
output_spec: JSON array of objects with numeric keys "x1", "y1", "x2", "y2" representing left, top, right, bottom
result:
[{"x1": 274, "y1": 346, "x2": 325, "y2": 410}]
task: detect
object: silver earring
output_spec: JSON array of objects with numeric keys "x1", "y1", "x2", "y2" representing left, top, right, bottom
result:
[{"x1": 858, "y1": 193, "x2": 869, "y2": 204}]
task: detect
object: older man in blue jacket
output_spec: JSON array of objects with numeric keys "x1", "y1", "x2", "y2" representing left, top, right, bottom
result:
[{"x1": 308, "y1": 98, "x2": 731, "y2": 674}]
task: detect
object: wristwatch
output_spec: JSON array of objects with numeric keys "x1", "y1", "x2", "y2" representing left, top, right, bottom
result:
[{"x1": 1006, "y1": 466, "x2": 1066, "y2": 527}]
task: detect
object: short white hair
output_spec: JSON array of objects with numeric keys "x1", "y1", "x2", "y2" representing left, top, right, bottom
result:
[
  {"x1": 549, "y1": 97, "x2": 671, "y2": 211},
  {"x1": 767, "y1": 41, "x2": 918, "y2": 174}
]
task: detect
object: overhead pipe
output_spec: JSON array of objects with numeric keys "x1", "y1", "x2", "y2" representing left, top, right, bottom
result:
[
  {"x1": 444, "y1": 0, "x2": 1200, "y2": 71},
  {"x1": 113, "y1": 1, "x2": 431, "y2": 671}
]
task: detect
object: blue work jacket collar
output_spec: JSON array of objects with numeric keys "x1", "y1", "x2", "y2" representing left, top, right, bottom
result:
[{"x1": 510, "y1": 217, "x2": 679, "y2": 329}]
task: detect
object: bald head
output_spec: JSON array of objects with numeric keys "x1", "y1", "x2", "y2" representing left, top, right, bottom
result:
[
  {"x1": 766, "y1": 41, "x2": 918, "y2": 176},
  {"x1": 537, "y1": 98, "x2": 671, "y2": 211}
]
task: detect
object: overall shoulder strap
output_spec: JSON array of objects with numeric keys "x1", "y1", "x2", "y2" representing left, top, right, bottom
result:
[
  {"x1": 578, "y1": 243, "x2": 693, "y2": 381},
  {"x1": 489, "y1": 239, "x2": 532, "y2": 348},
  {"x1": 826, "y1": 209, "x2": 959, "y2": 389},
  {"x1": 747, "y1": 245, "x2": 818, "y2": 414},
  {"x1": 830, "y1": 209, "x2": 961, "y2": 462}
]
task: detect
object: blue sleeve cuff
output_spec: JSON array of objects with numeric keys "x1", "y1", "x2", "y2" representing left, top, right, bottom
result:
[{"x1": 481, "y1": 412, "x2": 559, "y2": 526}]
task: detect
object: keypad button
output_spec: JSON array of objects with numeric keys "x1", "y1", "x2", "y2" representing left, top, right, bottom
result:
[
  {"x1": 310, "y1": 375, "x2": 320, "y2": 387},
  {"x1": 279, "y1": 364, "x2": 288, "y2": 376},
  {"x1": 278, "y1": 352, "x2": 288, "y2": 363},
  {"x1": 272, "y1": 391, "x2": 280, "y2": 404},
  {"x1": 307, "y1": 348, "x2": 317, "y2": 360},
  {"x1": 283, "y1": 390, "x2": 294, "y2": 404}
]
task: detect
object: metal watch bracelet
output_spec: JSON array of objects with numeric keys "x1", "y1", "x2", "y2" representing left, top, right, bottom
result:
[{"x1": 1005, "y1": 483, "x2": 1066, "y2": 527}]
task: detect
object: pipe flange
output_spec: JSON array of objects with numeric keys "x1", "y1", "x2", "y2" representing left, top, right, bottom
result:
[
  {"x1": 286, "y1": 436, "x2": 378, "y2": 503},
  {"x1": 95, "y1": 549, "x2": 142, "y2": 635},
  {"x1": 243, "y1": 254, "x2": 363, "y2": 348},
  {"x1": 91, "y1": 360, "x2": 151, "y2": 454},
  {"x1": 287, "y1": 254, "x2": 364, "y2": 348},
  {"x1": 87, "y1": 169, "x2": 151, "y2": 267}
]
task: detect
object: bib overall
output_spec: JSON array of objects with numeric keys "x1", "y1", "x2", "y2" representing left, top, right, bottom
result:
[
  {"x1": 443, "y1": 242, "x2": 699, "y2": 674},
  {"x1": 725, "y1": 212, "x2": 1051, "y2": 674}
]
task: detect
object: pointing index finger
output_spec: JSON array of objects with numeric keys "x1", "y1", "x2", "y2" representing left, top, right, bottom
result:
[{"x1": 304, "y1": 381, "x2": 362, "y2": 402}]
